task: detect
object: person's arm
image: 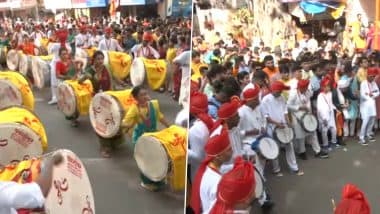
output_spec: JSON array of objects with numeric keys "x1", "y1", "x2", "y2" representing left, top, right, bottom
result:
[
  {"x1": 114, "y1": 39, "x2": 124, "y2": 52},
  {"x1": 371, "y1": 82, "x2": 380, "y2": 98},
  {"x1": 36, "y1": 153, "x2": 63, "y2": 197}
]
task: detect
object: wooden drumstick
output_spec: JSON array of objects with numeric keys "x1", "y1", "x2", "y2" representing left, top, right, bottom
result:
[{"x1": 331, "y1": 198, "x2": 336, "y2": 211}]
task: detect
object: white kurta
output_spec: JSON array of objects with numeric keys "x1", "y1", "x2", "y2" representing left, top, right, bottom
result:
[
  {"x1": 238, "y1": 104, "x2": 267, "y2": 144},
  {"x1": 0, "y1": 181, "x2": 44, "y2": 214},
  {"x1": 75, "y1": 33, "x2": 89, "y2": 48},
  {"x1": 287, "y1": 88, "x2": 313, "y2": 139},
  {"x1": 131, "y1": 44, "x2": 160, "y2": 59},
  {"x1": 317, "y1": 92, "x2": 336, "y2": 127},
  {"x1": 260, "y1": 94, "x2": 288, "y2": 136},
  {"x1": 174, "y1": 50, "x2": 190, "y2": 108},
  {"x1": 48, "y1": 42, "x2": 71, "y2": 87},
  {"x1": 188, "y1": 120, "x2": 209, "y2": 181},
  {"x1": 200, "y1": 167, "x2": 221, "y2": 214},
  {"x1": 98, "y1": 38, "x2": 123, "y2": 52},
  {"x1": 360, "y1": 80, "x2": 380, "y2": 118}
]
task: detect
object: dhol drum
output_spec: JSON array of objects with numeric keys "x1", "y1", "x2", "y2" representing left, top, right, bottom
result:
[
  {"x1": 0, "y1": 149, "x2": 95, "y2": 214},
  {"x1": 108, "y1": 51, "x2": 132, "y2": 81},
  {"x1": 0, "y1": 46, "x2": 7, "y2": 65},
  {"x1": 18, "y1": 53, "x2": 33, "y2": 76},
  {"x1": 134, "y1": 125, "x2": 187, "y2": 191},
  {"x1": 0, "y1": 106, "x2": 47, "y2": 165},
  {"x1": 75, "y1": 48, "x2": 89, "y2": 69},
  {"x1": 6, "y1": 49, "x2": 20, "y2": 71},
  {"x1": 130, "y1": 57, "x2": 167, "y2": 90},
  {"x1": 31, "y1": 55, "x2": 51, "y2": 89},
  {"x1": 0, "y1": 71, "x2": 34, "y2": 110},
  {"x1": 57, "y1": 80, "x2": 93, "y2": 118},
  {"x1": 299, "y1": 112, "x2": 318, "y2": 132},
  {"x1": 254, "y1": 167, "x2": 264, "y2": 199},
  {"x1": 89, "y1": 89, "x2": 137, "y2": 138},
  {"x1": 273, "y1": 126, "x2": 294, "y2": 144},
  {"x1": 250, "y1": 136, "x2": 280, "y2": 160}
]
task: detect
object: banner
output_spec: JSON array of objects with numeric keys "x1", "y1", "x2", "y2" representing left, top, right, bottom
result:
[
  {"x1": 72, "y1": 0, "x2": 107, "y2": 8},
  {"x1": 44, "y1": 0, "x2": 72, "y2": 9},
  {"x1": 8, "y1": 0, "x2": 36, "y2": 8},
  {"x1": 120, "y1": 0, "x2": 145, "y2": 5},
  {"x1": 0, "y1": 0, "x2": 9, "y2": 9}
]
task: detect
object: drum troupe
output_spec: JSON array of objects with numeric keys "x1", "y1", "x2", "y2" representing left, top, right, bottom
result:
[{"x1": 0, "y1": 16, "x2": 190, "y2": 213}]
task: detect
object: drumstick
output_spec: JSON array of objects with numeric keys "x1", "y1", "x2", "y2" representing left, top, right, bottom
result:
[{"x1": 331, "y1": 198, "x2": 336, "y2": 211}]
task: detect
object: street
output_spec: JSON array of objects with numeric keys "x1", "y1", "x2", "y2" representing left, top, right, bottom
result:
[
  {"x1": 251, "y1": 138, "x2": 380, "y2": 214},
  {"x1": 33, "y1": 87, "x2": 185, "y2": 214}
]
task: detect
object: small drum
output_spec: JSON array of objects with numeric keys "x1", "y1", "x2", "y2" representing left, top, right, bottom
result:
[
  {"x1": 130, "y1": 57, "x2": 145, "y2": 86},
  {"x1": 18, "y1": 53, "x2": 33, "y2": 76},
  {"x1": 31, "y1": 56, "x2": 51, "y2": 89},
  {"x1": 6, "y1": 49, "x2": 19, "y2": 71},
  {"x1": 108, "y1": 51, "x2": 132, "y2": 81},
  {"x1": 0, "y1": 106, "x2": 47, "y2": 164},
  {"x1": 274, "y1": 126, "x2": 294, "y2": 144},
  {"x1": 57, "y1": 80, "x2": 93, "y2": 117},
  {"x1": 300, "y1": 113, "x2": 318, "y2": 132},
  {"x1": 134, "y1": 125, "x2": 187, "y2": 191},
  {"x1": 258, "y1": 137, "x2": 279, "y2": 160},
  {"x1": 89, "y1": 89, "x2": 137, "y2": 138},
  {"x1": 75, "y1": 48, "x2": 89, "y2": 69},
  {"x1": 0, "y1": 149, "x2": 95, "y2": 214},
  {"x1": 0, "y1": 71, "x2": 34, "y2": 110},
  {"x1": 0, "y1": 46, "x2": 7, "y2": 65},
  {"x1": 254, "y1": 167, "x2": 264, "y2": 199}
]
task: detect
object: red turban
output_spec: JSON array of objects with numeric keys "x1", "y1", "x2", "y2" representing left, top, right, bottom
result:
[
  {"x1": 242, "y1": 86, "x2": 260, "y2": 101},
  {"x1": 79, "y1": 25, "x2": 87, "y2": 33},
  {"x1": 105, "y1": 27, "x2": 112, "y2": 34},
  {"x1": 218, "y1": 100, "x2": 240, "y2": 120},
  {"x1": 143, "y1": 32, "x2": 153, "y2": 42},
  {"x1": 56, "y1": 29, "x2": 68, "y2": 48},
  {"x1": 297, "y1": 79, "x2": 310, "y2": 90},
  {"x1": 335, "y1": 184, "x2": 370, "y2": 214},
  {"x1": 190, "y1": 91, "x2": 214, "y2": 131},
  {"x1": 209, "y1": 157, "x2": 256, "y2": 214},
  {"x1": 191, "y1": 126, "x2": 231, "y2": 214},
  {"x1": 320, "y1": 77, "x2": 331, "y2": 90},
  {"x1": 270, "y1": 80, "x2": 290, "y2": 93},
  {"x1": 34, "y1": 24, "x2": 41, "y2": 30},
  {"x1": 367, "y1": 67, "x2": 378, "y2": 77}
]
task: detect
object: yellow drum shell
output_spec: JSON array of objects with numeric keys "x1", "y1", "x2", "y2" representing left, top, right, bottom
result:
[
  {"x1": 142, "y1": 58, "x2": 167, "y2": 90},
  {"x1": 0, "y1": 71, "x2": 34, "y2": 110},
  {"x1": 108, "y1": 51, "x2": 132, "y2": 80}
]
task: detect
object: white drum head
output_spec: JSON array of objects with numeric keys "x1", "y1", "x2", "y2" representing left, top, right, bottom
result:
[
  {"x1": 302, "y1": 113, "x2": 318, "y2": 132},
  {"x1": 134, "y1": 136, "x2": 169, "y2": 181},
  {"x1": 44, "y1": 149, "x2": 95, "y2": 214},
  {"x1": 18, "y1": 54, "x2": 28, "y2": 75},
  {"x1": 0, "y1": 79, "x2": 23, "y2": 108},
  {"x1": 57, "y1": 82, "x2": 77, "y2": 117},
  {"x1": 275, "y1": 127, "x2": 294, "y2": 144},
  {"x1": 0, "y1": 123, "x2": 43, "y2": 165},
  {"x1": 89, "y1": 93, "x2": 123, "y2": 138},
  {"x1": 6, "y1": 50, "x2": 19, "y2": 71},
  {"x1": 258, "y1": 137, "x2": 279, "y2": 160},
  {"x1": 254, "y1": 170, "x2": 263, "y2": 199},
  {"x1": 102, "y1": 50, "x2": 109, "y2": 65},
  {"x1": 31, "y1": 57, "x2": 50, "y2": 89},
  {"x1": 130, "y1": 58, "x2": 145, "y2": 86}
]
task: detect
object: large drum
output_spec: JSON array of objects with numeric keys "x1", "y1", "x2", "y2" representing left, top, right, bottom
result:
[
  {"x1": 0, "y1": 106, "x2": 47, "y2": 165},
  {"x1": 274, "y1": 126, "x2": 295, "y2": 144},
  {"x1": 299, "y1": 112, "x2": 318, "y2": 133},
  {"x1": 0, "y1": 71, "x2": 34, "y2": 110},
  {"x1": 107, "y1": 51, "x2": 132, "y2": 81},
  {"x1": 134, "y1": 125, "x2": 187, "y2": 191},
  {"x1": 0, "y1": 149, "x2": 95, "y2": 214},
  {"x1": 130, "y1": 57, "x2": 167, "y2": 90},
  {"x1": 31, "y1": 55, "x2": 51, "y2": 89},
  {"x1": 251, "y1": 136, "x2": 279, "y2": 160},
  {"x1": 18, "y1": 53, "x2": 33, "y2": 76},
  {"x1": 254, "y1": 167, "x2": 264, "y2": 199},
  {"x1": 57, "y1": 80, "x2": 93, "y2": 118},
  {"x1": 89, "y1": 89, "x2": 137, "y2": 138},
  {"x1": 6, "y1": 49, "x2": 20, "y2": 71}
]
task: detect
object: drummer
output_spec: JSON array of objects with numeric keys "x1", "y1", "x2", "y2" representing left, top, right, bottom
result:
[
  {"x1": 75, "y1": 25, "x2": 90, "y2": 49},
  {"x1": 121, "y1": 85, "x2": 170, "y2": 191},
  {"x1": 18, "y1": 35, "x2": 37, "y2": 56},
  {"x1": 56, "y1": 47, "x2": 84, "y2": 127},
  {"x1": 190, "y1": 126, "x2": 232, "y2": 214},
  {"x1": 261, "y1": 80, "x2": 304, "y2": 176},
  {"x1": 287, "y1": 79, "x2": 329, "y2": 159},
  {"x1": 0, "y1": 153, "x2": 63, "y2": 214},
  {"x1": 131, "y1": 31, "x2": 160, "y2": 59},
  {"x1": 98, "y1": 27, "x2": 124, "y2": 52}
]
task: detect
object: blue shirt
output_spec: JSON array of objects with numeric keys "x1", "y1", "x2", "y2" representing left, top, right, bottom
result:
[{"x1": 208, "y1": 96, "x2": 221, "y2": 119}]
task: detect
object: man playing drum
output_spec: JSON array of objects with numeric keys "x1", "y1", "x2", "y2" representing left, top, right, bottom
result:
[
  {"x1": 98, "y1": 27, "x2": 124, "y2": 52},
  {"x1": 131, "y1": 32, "x2": 160, "y2": 59},
  {"x1": 121, "y1": 86, "x2": 170, "y2": 191},
  {"x1": 0, "y1": 153, "x2": 63, "y2": 214},
  {"x1": 190, "y1": 126, "x2": 232, "y2": 214},
  {"x1": 287, "y1": 79, "x2": 329, "y2": 160},
  {"x1": 75, "y1": 25, "x2": 90, "y2": 49},
  {"x1": 261, "y1": 80, "x2": 304, "y2": 176}
]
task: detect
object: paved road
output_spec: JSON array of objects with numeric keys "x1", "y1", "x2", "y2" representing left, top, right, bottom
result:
[
  {"x1": 250, "y1": 138, "x2": 380, "y2": 214},
  {"x1": 33, "y1": 87, "x2": 185, "y2": 214}
]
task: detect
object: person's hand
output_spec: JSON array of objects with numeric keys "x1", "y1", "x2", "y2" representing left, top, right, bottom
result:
[{"x1": 277, "y1": 123, "x2": 285, "y2": 129}]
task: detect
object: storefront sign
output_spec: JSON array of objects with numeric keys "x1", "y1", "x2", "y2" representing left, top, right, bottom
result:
[
  {"x1": 120, "y1": 0, "x2": 145, "y2": 6},
  {"x1": 72, "y1": 0, "x2": 107, "y2": 8},
  {"x1": 8, "y1": 0, "x2": 36, "y2": 8},
  {"x1": 44, "y1": 0, "x2": 72, "y2": 9}
]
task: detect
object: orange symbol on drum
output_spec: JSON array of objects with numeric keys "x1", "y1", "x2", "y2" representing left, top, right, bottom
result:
[
  {"x1": 171, "y1": 133, "x2": 186, "y2": 153},
  {"x1": 0, "y1": 139, "x2": 8, "y2": 146},
  {"x1": 104, "y1": 113, "x2": 115, "y2": 126},
  {"x1": 123, "y1": 96, "x2": 136, "y2": 106},
  {"x1": 23, "y1": 117, "x2": 38, "y2": 127},
  {"x1": 82, "y1": 195, "x2": 94, "y2": 214},
  {"x1": 148, "y1": 60, "x2": 164, "y2": 74},
  {"x1": 54, "y1": 178, "x2": 69, "y2": 205},
  {"x1": 78, "y1": 83, "x2": 92, "y2": 94},
  {"x1": 92, "y1": 106, "x2": 101, "y2": 119},
  {"x1": 115, "y1": 54, "x2": 129, "y2": 67}
]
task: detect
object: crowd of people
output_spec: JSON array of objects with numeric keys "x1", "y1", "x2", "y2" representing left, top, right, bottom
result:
[{"x1": 188, "y1": 10, "x2": 377, "y2": 213}]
